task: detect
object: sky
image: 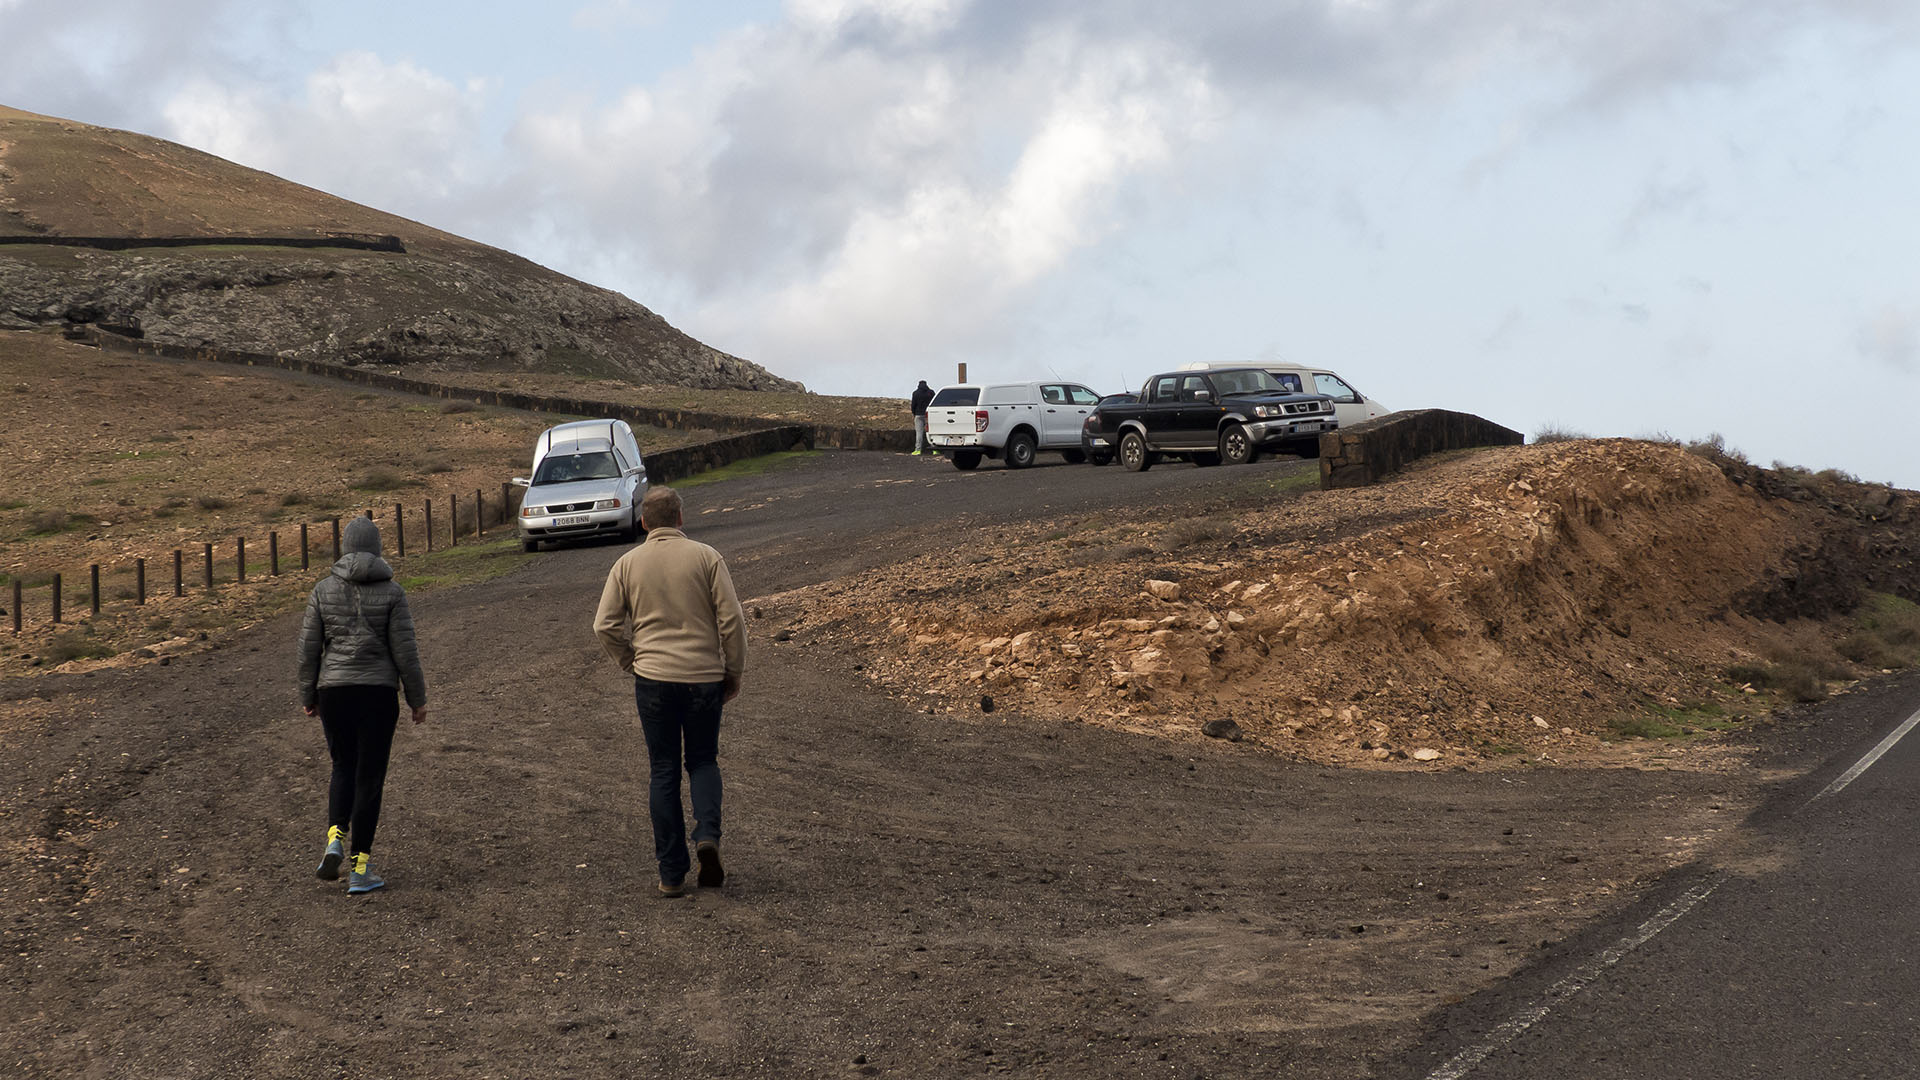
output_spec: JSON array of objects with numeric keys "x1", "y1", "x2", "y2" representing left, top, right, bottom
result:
[{"x1": 4, "y1": 0, "x2": 1919, "y2": 487}]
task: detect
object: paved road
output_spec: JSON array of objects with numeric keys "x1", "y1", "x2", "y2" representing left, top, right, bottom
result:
[{"x1": 1393, "y1": 674, "x2": 1920, "y2": 1080}]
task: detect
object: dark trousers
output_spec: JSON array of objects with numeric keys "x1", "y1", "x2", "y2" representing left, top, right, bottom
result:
[
  {"x1": 318, "y1": 684, "x2": 399, "y2": 854},
  {"x1": 633, "y1": 676, "x2": 724, "y2": 883}
]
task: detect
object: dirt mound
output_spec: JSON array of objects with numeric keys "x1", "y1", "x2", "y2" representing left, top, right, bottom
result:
[{"x1": 799, "y1": 440, "x2": 1920, "y2": 766}]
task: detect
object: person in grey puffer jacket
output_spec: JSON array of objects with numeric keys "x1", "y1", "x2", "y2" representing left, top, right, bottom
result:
[{"x1": 295, "y1": 516, "x2": 428, "y2": 895}]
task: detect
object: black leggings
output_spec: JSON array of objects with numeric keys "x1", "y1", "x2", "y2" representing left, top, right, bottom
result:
[{"x1": 318, "y1": 685, "x2": 399, "y2": 854}]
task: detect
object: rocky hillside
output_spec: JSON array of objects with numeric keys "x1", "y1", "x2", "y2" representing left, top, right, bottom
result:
[{"x1": 0, "y1": 105, "x2": 800, "y2": 391}]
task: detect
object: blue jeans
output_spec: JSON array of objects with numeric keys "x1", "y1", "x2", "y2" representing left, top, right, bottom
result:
[{"x1": 633, "y1": 676, "x2": 724, "y2": 883}]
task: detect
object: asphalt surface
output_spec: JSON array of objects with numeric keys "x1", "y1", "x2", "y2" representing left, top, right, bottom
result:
[{"x1": 1392, "y1": 671, "x2": 1920, "y2": 1080}]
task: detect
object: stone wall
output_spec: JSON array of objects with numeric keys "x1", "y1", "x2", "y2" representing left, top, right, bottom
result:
[
  {"x1": 80, "y1": 327, "x2": 913, "y2": 472},
  {"x1": 1319, "y1": 409, "x2": 1524, "y2": 489},
  {"x1": 0, "y1": 233, "x2": 405, "y2": 253}
]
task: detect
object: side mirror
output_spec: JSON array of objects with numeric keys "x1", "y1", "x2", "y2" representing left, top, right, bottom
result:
[
  {"x1": 1194, "y1": 390, "x2": 1212, "y2": 402},
  {"x1": 511, "y1": 477, "x2": 531, "y2": 488}
]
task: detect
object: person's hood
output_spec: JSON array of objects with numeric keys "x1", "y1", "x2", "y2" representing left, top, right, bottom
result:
[
  {"x1": 344, "y1": 516, "x2": 383, "y2": 556},
  {"x1": 332, "y1": 551, "x2": 394, "y2": 584}
]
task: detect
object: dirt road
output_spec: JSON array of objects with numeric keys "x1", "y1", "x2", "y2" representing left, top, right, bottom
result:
[{"x1": 2, "y1": 451, "x2": 1887, "y2": 1079}]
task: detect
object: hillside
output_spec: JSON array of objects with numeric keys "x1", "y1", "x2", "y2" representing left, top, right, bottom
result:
[{"x1": 0, "y1": 105, "x2": 800, "y2": 390}]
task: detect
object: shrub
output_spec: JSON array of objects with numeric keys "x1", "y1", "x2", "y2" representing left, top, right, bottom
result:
[
  {"x1": 27, "y1": 509, "x2": 69, "y2": 535},
  {"x1": 423, "y1": 460, "x2": 455, "y2": 474},
  {"x1": 280, "y1": 492, "x2": 309, "y2": 507},
  {"x1": 1531, "y1": 426, "x2": 1588, "y2": 444},
  {"x1": 353, "y1": 467, "x2": 409, "y2": 492},
  {"x1": 43, "y1": 631, "x2": 116, "y2": 664},
  {"x1": 440, "y1": 400, "x2": 478, "y2": 415},
  {"x1": 195, "y1": 495, "x2": 230, "y2": 511},
  {"x1": 1157, "y1": 517, "x2": 1231, "y2": 551}
]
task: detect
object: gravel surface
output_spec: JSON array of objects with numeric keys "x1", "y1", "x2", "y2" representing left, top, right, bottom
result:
[{"x1": 0, "y1": 450, "x2": 1839, "y2": 1079}]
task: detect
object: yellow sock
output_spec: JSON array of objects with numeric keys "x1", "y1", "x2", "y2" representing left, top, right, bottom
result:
[
  {"x1": 327, "y1": 825, "x2": 346, "y2": 845},
  {"x1": 352, "y1": 853, "x2": 369, "y2": 875}
]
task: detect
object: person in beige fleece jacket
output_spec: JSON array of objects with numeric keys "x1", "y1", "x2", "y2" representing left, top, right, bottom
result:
[{"x1": 593, "y1": 485, "x2": 747, "y2": 896}]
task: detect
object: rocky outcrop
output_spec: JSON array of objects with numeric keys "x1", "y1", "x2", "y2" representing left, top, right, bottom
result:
[{"x1": 0, "y1": 247, "x2": 803, "y2": 392}]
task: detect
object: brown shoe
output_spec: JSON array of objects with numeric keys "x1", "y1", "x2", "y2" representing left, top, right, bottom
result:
[
  {"x1": 657, "y1": 876, "x2": 688, "y2": 898},
  {"x1": 695, "y1": 840, "x2": 725, "y2": 887}
]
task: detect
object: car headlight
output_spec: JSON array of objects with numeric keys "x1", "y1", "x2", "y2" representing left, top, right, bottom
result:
[
  {"x1": 592, "y1": 498, "x2": 621, "y2": 510},
  {"x1": 521, "y1": 506, "x2": 540, "y2": 518},
  {"x1": 1253, "y1": 405, "x2": 1274, "y2": 418}
]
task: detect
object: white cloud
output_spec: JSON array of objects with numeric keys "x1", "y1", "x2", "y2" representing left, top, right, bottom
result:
[
  {"x1": 1858, "y1": 303, "x2": 1920, "y2": 371},
  {"x1": 161, "y1": 51, "x2": 490, "y2": 213}
]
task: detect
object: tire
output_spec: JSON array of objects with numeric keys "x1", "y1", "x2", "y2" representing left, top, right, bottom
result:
[
  {"x1": 626, "y1": 511, "x2": 643, "y2": 542},
  {"x1": 1219, "y1": 423, "x2": 1259, "y2": 465},
  {"x1": 1120, "y1": 431, "x2": 1152, "y2": 472},
  {"x1": 952, "y1": 450, "x2": 983, "y2": 470},
  {"x1": 1193, "y1": 452, "x2": 1222, "y2": 467},
  {"x1": 1005, "y1": 431, "x2": 1037, "y2": 469},
  {"x1": 1061, "y1": 449, "x2": 1087, "y2": 465},
  {"x1": 1089, "y1": 453, "x2": 1111, "y2": 467},
  {"x1": 522, "y1": 539, "x2": 538, "y2": 553}
]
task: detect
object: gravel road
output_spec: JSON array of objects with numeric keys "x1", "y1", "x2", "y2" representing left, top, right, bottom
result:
[{"x1": 1, "y1": 450, "x2": 1876, "y2": 1079}]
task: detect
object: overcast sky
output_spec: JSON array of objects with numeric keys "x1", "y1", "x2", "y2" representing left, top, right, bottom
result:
[{"x1": 5, "y1": 0, "x2": 1918, "y2": 486}]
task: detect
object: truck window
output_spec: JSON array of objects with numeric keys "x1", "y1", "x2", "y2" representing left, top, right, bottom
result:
[
  {"x1": 930, "y1": 387, "x2": 980, "y2": 407},
  {"x1": 1179, "y1": 375, "x2": 1211, "y2": 403},
  {"x1": 1268, "y1": 372, "x2": 1304, "y2": 393},
  {"x1": 1313, "y1": 373, "x2": 1360, "y2": 403},
  {"x1": 1067, "y1": 386, "x2": 1101, "y2": 406},
  {"x1": 1150, "y1": 376, "x2": 1179, "y2": 402},
  {"x1": 982, "y1": 385, "x2": 1029, "y2": 406},
  {"x1": 1040, "y1": 385, "x2": 1066, "y2": 405}
]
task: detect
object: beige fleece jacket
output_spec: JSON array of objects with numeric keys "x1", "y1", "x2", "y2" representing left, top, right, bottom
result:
[{"x1": 593, "y1": 527, "x2": 746, "y2": 684}]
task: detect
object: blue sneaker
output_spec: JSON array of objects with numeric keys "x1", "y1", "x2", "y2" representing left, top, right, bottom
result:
[
  {"x1": 315, "y1": 825, "x2": 346, "y2": 881},
  {"x1": 346, "y1": 853, "x2": 386, "y2": 895}
]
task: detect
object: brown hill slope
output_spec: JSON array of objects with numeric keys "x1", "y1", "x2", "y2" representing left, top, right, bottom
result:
[{"x1": 0, "y1": 105, "x2": 800, "y2": 390}]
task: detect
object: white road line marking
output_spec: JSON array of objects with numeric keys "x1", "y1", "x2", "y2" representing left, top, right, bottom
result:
[
  {"x1": 1422, "y1": 876, "x2": 1722, "y2": 1080},
  {"x1": 1807, "y1": 705, "x2": 1920, "y2": 805}
]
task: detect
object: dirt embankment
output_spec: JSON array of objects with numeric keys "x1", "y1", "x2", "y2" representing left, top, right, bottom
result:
[{"x1": 800, "y1": 440, "x2": 1920, "y2": 766}]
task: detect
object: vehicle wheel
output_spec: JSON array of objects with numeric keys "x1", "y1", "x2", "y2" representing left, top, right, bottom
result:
[
  {"x1": 522, "y1": 539, "x2": 538, "y2": 553},
  {"x1": 626, "y1": 511, "x2": 643, "y2": 541},
  {"x1": 1005, "y1": 432, "x2": 1037, "y2": 469},
  {"x1": 952, "y1": 450, "x2": 983, "y2": 470},
  {"x1": 1219, "y1": 423, "x2": 1259, "y2": 465},
  {"x1": 1193, "y1": 452, "x2": 1221, "y2": 468},
  {"x1": 1120, "y1": 431, "x2": 1152, "y2": 472},
  {"x1": 1089, "y1": 453, "x2": 1111, "y2": 466},
  {"x1": 1061, "y1": 449, "x2": 1087, "y2": 465}
]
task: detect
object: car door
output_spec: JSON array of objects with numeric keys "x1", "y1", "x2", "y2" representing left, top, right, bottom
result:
[
  {"x1": 1176, "y1": 374, "x2": 1222, "y2": 448},
  {"x1": 1311, "y1": 372, "x2": 1366, "y2": 427},
  {"x1": 1037, "y1": 384, "x2": 1079, "y2": 447}
]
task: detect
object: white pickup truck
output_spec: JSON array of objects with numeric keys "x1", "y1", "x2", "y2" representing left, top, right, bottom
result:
[{"x1": 925, "y1": 380, "x2": 1105, "y2": 470}]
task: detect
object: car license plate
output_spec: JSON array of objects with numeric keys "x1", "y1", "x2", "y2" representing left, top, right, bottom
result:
[{"x1": 555, "y1": 514, "x2": 591, "y2": 526}]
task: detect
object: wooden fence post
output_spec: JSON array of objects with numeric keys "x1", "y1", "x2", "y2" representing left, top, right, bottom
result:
[
  {"x1": 270, "y1": 533, "x2": 279, "y2": 577},
  {"x1": 395, "y1": 502, "x2": 405, "y2": 557},
  {"x1": 425, "y1": 498, "x2": 434, "y2": 552},
  {"x1": 203, "y1": 544, "x2": 213, "y2": 590},
  {"x1": 174, "y1": 550, "x2": 183, "y2": 597},
  {"x1": 300, "y1": 523, "x2": 309, "y2": 570},
  {"x1": 90, "y1": 564, "x2": 101, "y2": 615},
  {"x1": 52, "y1": 573, "x2": 61, "y2": 624},
  {"x1": 237, "y1": 538, "x2": 246, "y2": 583},
  {"x1": 475, "y1": 489, "x2": 484, "y2": 538},
  {"x1": 12, "y1": 579, "x2": 20, "y2": 633},
  {"x1": 450, "y1": 493, "x2": 458, "y2": 546},
  {"x1": 136, "y1": 559, "x2": 146, "y2": 605},
  {"x1": 331, "y1": 518, "x2": 341, "y2": 561}
]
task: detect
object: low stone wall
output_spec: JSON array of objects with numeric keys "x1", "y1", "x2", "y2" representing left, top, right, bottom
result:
[
  {"x1": 1319, "y1": 409, "x2": 1524, "y2": 489},
  {"x1": 81, "y1": 327, "x2": 915, "y2": 462},
  {"x1": 1, "y1": 233, "x2": 405, "y2": 253},
  {"x1": 646, "y1": 426, "x2": 814, "y2": 484}
]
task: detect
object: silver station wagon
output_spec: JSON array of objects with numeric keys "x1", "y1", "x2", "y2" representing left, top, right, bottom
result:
[{"x1": 512, "y1": 420, "x2": 648, "y2": 551}]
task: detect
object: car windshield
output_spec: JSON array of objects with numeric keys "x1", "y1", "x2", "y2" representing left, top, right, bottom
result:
[
  {"x1": 532, "y1": 451, "x2": 622, "y2": 485},
  {"x1": 1209, "y1": 369, "x2": 1287, "y2": 396}
]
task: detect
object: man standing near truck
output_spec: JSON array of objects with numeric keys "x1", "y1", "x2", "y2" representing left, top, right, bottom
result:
[{"x1": 910, "y1": 379, "x2": 935, "y2": 455}]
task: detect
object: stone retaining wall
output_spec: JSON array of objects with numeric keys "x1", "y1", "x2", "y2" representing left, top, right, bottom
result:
[
  {"x1": 80, "y1": 327, "x2": 913, "y2": 472},
  {"x1": 1, "y1": 233, "x2": 405, "y2": 253},
  {"x1": 1319, "y1": 409, "x2": 1524, "y2": 489}
]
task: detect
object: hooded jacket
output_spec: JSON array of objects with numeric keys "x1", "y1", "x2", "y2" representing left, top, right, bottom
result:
[
  {"x1": 295, "y1": 518, "x2": 427, "y2": 708},
  {"x1": 910, "y1": 382, "x2": 934, "y2": 416}
]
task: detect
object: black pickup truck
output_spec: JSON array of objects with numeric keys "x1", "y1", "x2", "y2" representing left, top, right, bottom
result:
[{"x1": 1085, "y1": 367, "x2": 1338, "y2": 470}]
